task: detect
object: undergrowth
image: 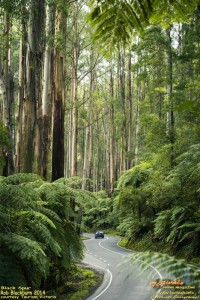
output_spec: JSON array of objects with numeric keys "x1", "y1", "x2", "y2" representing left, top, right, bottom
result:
[
  {"x1": 118, "y1": 233, "x2": 200, "y2": 265},
  {"x1": 57, "y1": 265, "x2": 103, "y2": 300}
]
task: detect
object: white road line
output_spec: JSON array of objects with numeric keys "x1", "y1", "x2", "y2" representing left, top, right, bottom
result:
[
  {"x1": 99, "y1": 237, "x2": 163, "y2": 280},
  {"x1": 99, "y1": 238, "x2": 123, "y2": 256},
  {"x1": 85, "y1": 235, "x2": 163, "y2": 300},
  {"x1": 102, "y1": 237, "x2": 163, "y2": 300},
  {"x1": 84, "y1": 262, "x2": 113, "y2": 300}
]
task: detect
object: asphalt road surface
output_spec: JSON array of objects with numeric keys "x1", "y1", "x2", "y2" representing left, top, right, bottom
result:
[{"x1": 83, "y1": 233, "x2": 163, "y2": 300}]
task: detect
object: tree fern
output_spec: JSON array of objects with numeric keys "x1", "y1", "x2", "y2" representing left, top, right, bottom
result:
[
  {"x1": 1, "y1": 173, "x2": 43, "y2": 185},
  {"x1": 0, "y1": 173, "x2": 84, "y2": 288},
  {"x1": 154, "y1": 209, "x2": 173, "y2": 240},
  {"x1": 54, "y1": 176, "x2": 93, "y2": 188},
  {"x1": 151, "y1": 0, "x2": 198, "y2": 27},
  {"x1": 117, "y1": 162, "x2": 152, "y2": 188},
  {"x1": 154, "y1": 205, "x2": 200, "y2": 255},
  {"x1": 124, "y1": 251, "x2": 200, "y2": 294},
  {"x1": 88, "y1": 0, "x2": 198, "y2": 48},
  {"x1": 27, "y1": 219, "x2": 61, "y2": 255},
  {"x1": 0, "y1": 233, "x2": 48, "y2": 274}
]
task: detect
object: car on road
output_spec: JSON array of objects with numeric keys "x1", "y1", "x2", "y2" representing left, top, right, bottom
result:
[{"x1": 95, "y1": 231, "x2": 104, "y2": 239}]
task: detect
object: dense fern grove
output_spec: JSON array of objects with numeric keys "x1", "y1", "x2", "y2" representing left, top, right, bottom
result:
[
  {"x1": 0, "y1": 0, "x2": 200, "y2": 294},
  {"x1": 0, "y1": 173, "x2": 84, "y2": 289}
]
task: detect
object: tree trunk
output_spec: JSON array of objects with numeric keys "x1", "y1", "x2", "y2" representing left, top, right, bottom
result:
[
  {"x1": 40, "y1": 3, "x2": 55, "y2": 180},
  {"x1": 127, "y1": 51, "x2": 133, "y2": 169},
  {"x1": 0, "y1": 13, "x2": 15, "y2": 176},
  {"x1": 17, "y1": 0, "x2": 45, "y2": 173},
  {"x1": 119, "y1": 50, "x2": 127, "y2": 173},
  {"x1": 16, "y1": 5, "x2": 28, "y2": 173},
  {"x1": 166, "y1": 27, "x2": 175, "y2": 167},
  {"x1": 52, "y1": 3, "x2": 66, "y2": 181},
  {"x1": 109, "y1": 60, "x2": 116, "y2": 193},
  {"x1": 134, "y1": 68, "x2": 141, "y2": 165},
  {"x1": 70, "y1": 7, "x2": 79, "y2": 177}
]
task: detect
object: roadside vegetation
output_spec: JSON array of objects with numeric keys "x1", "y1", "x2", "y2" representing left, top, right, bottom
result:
[
  {"x1": 84, "y1": 146, "x2": 200, "y2": 266},
  {"x1": 58, "y1": 265, "x2": 103, "y2": 300}
]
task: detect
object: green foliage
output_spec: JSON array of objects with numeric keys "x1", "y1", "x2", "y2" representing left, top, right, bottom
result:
[
  {"x1": 154, "y1": 209, "x2": 173, "y2": 240},
  {"x1": 88, "y1": 0, "x2": 198, "y2": 48},
  {"x1": 117, "y1": 162, "x2": 152, "y2": 189},
  {"x1": 0, "y1": 122, "x2": 11, "y2": 147},
  {"x1": 0, "y1": 122, "x2": 12, "y2": 173},
  {"x1": 150, "y1": 0, "x2": 198, "y2": 27},
  {"x1": 83, "y1": 191, "x2": 113, "y2": 230},
  {"x1": 113, "y1": 142, "x2": 200, "y2": 262},
  {"x1": 154, "y1": 205, "x2": 200, "y2": 257},
  {"x1": 0, "y1": 173, "x2": 83, "y2": 288},
  {"x1": 125, "y1": 251, "x2": 200, "y2": 294},
  {"x1": 58, "y1": 265, "x2": 103, "y2": 300}
]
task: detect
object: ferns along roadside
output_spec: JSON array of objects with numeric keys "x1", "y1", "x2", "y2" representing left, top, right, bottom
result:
[{"x1": 0, "y1": 173, "x2": 83, "y2": 290}]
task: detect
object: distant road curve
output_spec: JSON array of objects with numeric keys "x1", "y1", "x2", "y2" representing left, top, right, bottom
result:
[{"x1": 83, "y1": 233, "x2": 162, "y2": 300}]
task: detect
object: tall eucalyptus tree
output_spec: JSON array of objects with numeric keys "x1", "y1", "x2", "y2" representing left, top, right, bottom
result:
[
  {"x1": 16, "y1": 0, "x2": 45, "y2": 173},
  {"x1": 0, "y1": 11, "x2": 14, "y2": 175},
  {"x1": 52, "y1": 0, "x2": 68, "y2": 181},
  {"x1": 39, "y1": 3, "x2": 55, "y2": 180}
]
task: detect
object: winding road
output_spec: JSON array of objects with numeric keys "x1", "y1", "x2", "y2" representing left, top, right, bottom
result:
[{"x1": 83, "y1": 233, "x2": 163, "y2": 300}]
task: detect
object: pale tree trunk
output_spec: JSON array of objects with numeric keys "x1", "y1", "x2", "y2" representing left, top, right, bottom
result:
[
  {"x1": 82, "y1": 47, "x2": 94, "y2": 188},
  {"x1": 127, "y1": 51, "x2": 133, "y2": 169},
  {"x1": 70, "y1": 6, "x2": 79, "y2": 177},
  {"x1": 52, "y1": 2, "x2": 66, "y2": 181},
  {"x1": 109, "y1": 60, "x2": 116, "y2": 193},
  {"x1": 0, "y1": 13, "x2": 15, "y2": 175},
  {"x1": 119, "y1": 50, "x2": 127, "y2": 173},
  {"x1": 115, "y1": 55, "x2": 121, "y2": 178},
  {"x1": 16, "y1": 5, "x2": 27, "y2": 172},
  {"x1": 79, "y1": 47, "x2": 94, "y2": 232},
  {"x1": 88, "y1": 50, "x2": 95, "y2": 191},
  {"x1": 134, "y1": 67, "x2": 141, "y2": 165},
  {"x1": 134, "y1": 95, "x2": 140, "y2": 165},
  {"x1": 102, "y1": 115, "x2": 111, "y2": 195},
  {"x1": 166, "y1": 27, "x2": 175, "y2": 167},
  {"x1": 93, "y1": 118, "x2": 99, "y2": 192},
  {"x1": 82, "y1": 125, "x2": 89, "y2": 190},
  {"x1": 40, "y1": 3, "x2": 55, "y2": 180}
]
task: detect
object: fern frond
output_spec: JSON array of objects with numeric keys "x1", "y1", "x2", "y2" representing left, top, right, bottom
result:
[
  {"x1": 154, "y1": 209, "x2": 172, "y2": 239},
  {"x1": 54, "y1": 176, "x2": 92, "y2": 188},
  {"x1": 0, "y1": 184, "x2": 34, "y2": 210},
  {"x1": 28, "y1": 220, "x2": 61, "y2": 256},
  {"x1": 88, "y1": 0, "x2": 198, "y2": 47},
  {"x1": 1, "y1": 233, "x2": 46, "y2": 260},
  {"x1": 28, "y1": 210, "x2": 57, "y2": 229},
  {"x1": 124, "y1": 251, "x2": 200, "y2": 293},
  {"x1": 2, "y1": 173, "x2": 43, "y2": 185},
  {"x1": 37, "y1": 205, "x2": 62, "y2": 223},
  {"x1": 117, "y1": 162, "x2": 152, "y2": 188}
]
